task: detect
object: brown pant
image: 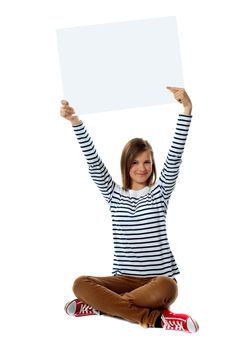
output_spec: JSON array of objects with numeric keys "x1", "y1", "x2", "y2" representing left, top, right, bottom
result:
[{"x1": 73, "y1": 275, "x2": 178, "y2": 328}]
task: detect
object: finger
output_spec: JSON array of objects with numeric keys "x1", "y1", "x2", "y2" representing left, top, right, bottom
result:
[
  {"x1": 172, "y1": 91, "x2": 183, "y2": 103},
  {"x1": 60, "y1": 111, "x2": 68, "y2": 118},
  {"x1": 166, "y1": 86, "x2": 182, "y2": 93},
  {"x1": 61, "y1": 105, "x2": 74, "y2": 113},
  {"x1": 60, "y1": 106, "x2": 73, "y2": 116},
  {"x1": 175, "y1": 91, "x2": 184, "y2": 99},
  {"x1": 61, "y1": 100, "x2": 69, "y2": 106},
  {"x1": 60, "y1": 109, "x2": 69, "y2": 117},
  {"x1": 166, "y1": 86, "x2": 178, "y2": 93},
  {"x1": 174, "y1": 91, "x2": 183, "y2": 98}
]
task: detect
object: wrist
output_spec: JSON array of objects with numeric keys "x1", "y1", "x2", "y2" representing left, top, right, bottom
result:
[
  {"x1": 71, "y1": 116, "x2": 82, "y2": 126},
  {"x1": 183, "y1": 105, "x2": 192, "y2": 116}
]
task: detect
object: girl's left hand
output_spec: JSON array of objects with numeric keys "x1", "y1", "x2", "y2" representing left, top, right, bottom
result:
[
  {"x1": 166, "y1": 86, "x2": 191, "y2": 106},
  {"x1": 166, "y1": 86, "x2": 192, "y2": 115}
]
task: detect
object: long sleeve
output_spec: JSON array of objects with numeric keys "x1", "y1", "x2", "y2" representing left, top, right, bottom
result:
[
  {"x1": 159, "y1": 114, "x2": 192, "y2": 202},
  {"x1": 73, "y1": 122, "x2": 115, "y2": 204}
]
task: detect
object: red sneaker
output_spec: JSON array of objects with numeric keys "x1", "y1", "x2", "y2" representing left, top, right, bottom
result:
[
  {"x1": 64, "y1": 299, "x2": 100, "y2": 317},
  {"x1": 161, "y1": 309, "x2": 199, "y2": 333}
]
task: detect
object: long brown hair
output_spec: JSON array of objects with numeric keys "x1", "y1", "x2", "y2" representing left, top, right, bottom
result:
[{"x1": 120, "y1": 138, "x2": 157, "y2": 191}]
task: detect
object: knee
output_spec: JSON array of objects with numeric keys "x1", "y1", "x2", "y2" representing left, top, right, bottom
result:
[
  {"x1": 157, "y1": 276, "x2": 178, "y2": 305},
  {"x1": 72, "y1": 275, "x2": 89, "y2": 298}
]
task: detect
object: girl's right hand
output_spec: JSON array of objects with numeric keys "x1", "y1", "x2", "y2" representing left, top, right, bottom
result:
[{"x1": 60, "y1": 100, "x2": 81, "y2": 125}]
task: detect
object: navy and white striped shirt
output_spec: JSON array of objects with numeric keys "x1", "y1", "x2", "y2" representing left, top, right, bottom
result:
[{"x1": 73, "y1": 114, "x2": 192, "y2": 278}]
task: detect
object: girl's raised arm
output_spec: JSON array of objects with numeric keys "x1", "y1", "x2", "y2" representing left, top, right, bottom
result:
[
  {"x1": 158, "y1": 88, "x2": 193, "y2": 202},
  {"x1": 60, "y1": 100, "x2": 115, "y2": 204}
]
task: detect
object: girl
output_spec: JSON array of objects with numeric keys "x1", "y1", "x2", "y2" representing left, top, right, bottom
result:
[{"x1": 60, "y1": 87, "x2": 199, "y2": 332}]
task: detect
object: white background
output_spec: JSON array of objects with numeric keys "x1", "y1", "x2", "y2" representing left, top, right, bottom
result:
[{"x1": 0, "y1": 1, "x2": 247, "y2": 349}]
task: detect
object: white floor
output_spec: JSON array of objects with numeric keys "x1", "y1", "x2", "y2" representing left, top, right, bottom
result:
[{"x1": 1, "y1": 270, "x2": 245, "y2": 350}]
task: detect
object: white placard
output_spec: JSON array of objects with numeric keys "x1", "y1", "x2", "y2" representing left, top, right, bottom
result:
[{"x1": 56, "y1": 16, "x2": 184, "y2": 115}]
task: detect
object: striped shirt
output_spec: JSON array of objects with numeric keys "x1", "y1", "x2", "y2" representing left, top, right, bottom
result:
[{"x1": 73, "y1": 114, "x2": 192, "y2": 278}]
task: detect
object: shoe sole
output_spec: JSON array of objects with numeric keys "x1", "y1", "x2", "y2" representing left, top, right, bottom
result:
[
  {"x1": 64, "y1": 299, "x2": 81, "y2": 316},
  {"x1": 187, "y1": 317, "x2": 199, "y2": 333}
]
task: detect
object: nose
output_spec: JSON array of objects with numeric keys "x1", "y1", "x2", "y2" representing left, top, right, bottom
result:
[{"x1": 138, "y1": 163, "x2": 146, "y2": 172}]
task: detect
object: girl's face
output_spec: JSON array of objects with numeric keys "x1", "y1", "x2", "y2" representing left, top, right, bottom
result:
[{"x1": 129, "y1": 150, "x2": 153, "y2": 190}]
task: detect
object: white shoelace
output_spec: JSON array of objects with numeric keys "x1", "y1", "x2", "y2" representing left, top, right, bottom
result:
[
  {"x1": 162, "y1": 315, "x2": 185, "y2": 331},
  {"x1": 80, "y1": 303, "x2": 99, "y2": 315}
]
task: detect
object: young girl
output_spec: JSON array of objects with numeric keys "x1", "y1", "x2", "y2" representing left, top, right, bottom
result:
[{"x1": 60, "y1": 87, "x2": 199, "y2": 332}]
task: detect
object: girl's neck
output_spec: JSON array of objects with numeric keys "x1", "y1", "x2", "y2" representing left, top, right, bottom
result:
[{"x1": 130, "y1": 184, "x2": 147, "y2": 191}]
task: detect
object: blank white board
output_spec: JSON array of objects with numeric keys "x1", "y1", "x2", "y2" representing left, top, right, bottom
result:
[{"x1": 56, "y1": 16, "x2": 184, "y2": 115}]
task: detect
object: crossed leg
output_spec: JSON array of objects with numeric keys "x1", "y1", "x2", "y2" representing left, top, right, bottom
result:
[{"x1": 72, "y1": 275, "x2": 178, "y2": 328}]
